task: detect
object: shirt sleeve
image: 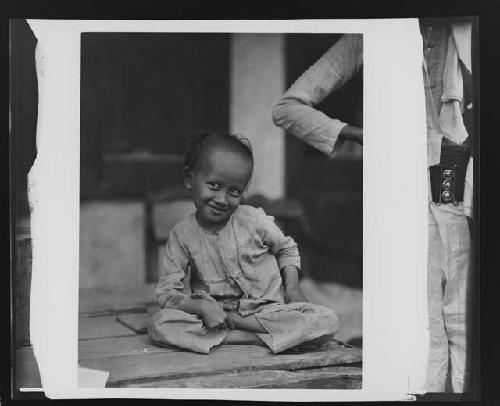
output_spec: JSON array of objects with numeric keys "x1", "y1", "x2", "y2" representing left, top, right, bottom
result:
[
  {"x1": 255, "y1": 208, "x2": 301, "y2": 271},
  {"x1": 154, "y1": 229, "x2": 190, "y2": 309},
  {"x1": 272, "y1": 34, "x2": 363, "y2": 155}
]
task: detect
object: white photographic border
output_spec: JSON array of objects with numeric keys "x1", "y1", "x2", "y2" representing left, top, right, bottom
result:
[{"x1": 26, "y1": 19, "x2": 429, "y2": 400}]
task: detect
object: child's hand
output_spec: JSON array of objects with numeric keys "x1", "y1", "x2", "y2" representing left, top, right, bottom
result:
[
  {"x1": 284, "y1": 286, "x2": 308, "y2": 304},
  {"x1": 198, "y1": 300, "x2": 228, "y2": 329},
  {"x1": 282, "y1": 266, "x2": 307, "y2": 303}
]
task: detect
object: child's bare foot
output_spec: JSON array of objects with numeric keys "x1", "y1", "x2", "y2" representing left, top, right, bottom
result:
[{"x1": 222, "y1": 329, "x2": 266, "y2": 346}]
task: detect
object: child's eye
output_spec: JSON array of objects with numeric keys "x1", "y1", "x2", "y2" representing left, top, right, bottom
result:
[
  {"x1": 230, "y1": 189, "x2": 243, "y2": 197},
  {"x1": 207, "y1": 182, "x2": 220, "y2": 190}
]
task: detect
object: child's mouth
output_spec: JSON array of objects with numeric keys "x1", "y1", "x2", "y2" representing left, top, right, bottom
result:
[{"x1": 207, "y1": 204, "x2": 227, "y2": 216}]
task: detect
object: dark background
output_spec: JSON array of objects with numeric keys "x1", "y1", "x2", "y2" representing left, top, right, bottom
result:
[{"x1": 81, "y1": 33, "x2": 230, "y2": 198}]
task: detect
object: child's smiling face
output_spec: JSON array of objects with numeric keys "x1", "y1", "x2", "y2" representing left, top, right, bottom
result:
[{"x1": 185, "y1": 147, "x2": 253, "y2": 229}]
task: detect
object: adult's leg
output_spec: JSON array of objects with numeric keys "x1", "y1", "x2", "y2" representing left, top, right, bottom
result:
[
  {"x1": 438, "y1": 204, "x2": 470, "y2": 392},
  {"x1": 425, "y1": 204, "x2": 449, "y2": 392}
]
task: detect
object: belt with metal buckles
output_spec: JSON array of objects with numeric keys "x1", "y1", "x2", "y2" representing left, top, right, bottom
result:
[{"x1": 429, "y1": 144, "x2": 470, "y2": 205}]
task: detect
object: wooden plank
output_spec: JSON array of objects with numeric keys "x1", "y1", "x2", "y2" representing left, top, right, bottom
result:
[
  {"x1": 78, "y1": 334, "x2": 353, "y2": 362},
  {"x1": 79, "y1": 335, "x2": 181, "y2": 361},
  {"x1": 79, "y1": 315, "x2": 137, "y2": 340},
  {"x1": 116, "y1": 313, "x2": 148, "y2": 334},
  {"x1": 79, "y1": 343, "x2": 362, "y2": 387},
  {"x1": 79, "y1": 306, "x2": 147, "y2": 318},
  {"x1": 15, "y1": 346, "x2": 42, "y2": 389},
  {"x1": 129, "y1": 365, "x2": 362, "y2": 389},
  {"x1": 114, "y1": 307, "x2": 161, "y2": 334}
]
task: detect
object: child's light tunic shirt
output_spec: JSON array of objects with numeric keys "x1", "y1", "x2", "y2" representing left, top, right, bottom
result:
[{"x1": 155, "y1": 205, "x2": 300, "y2": 316}]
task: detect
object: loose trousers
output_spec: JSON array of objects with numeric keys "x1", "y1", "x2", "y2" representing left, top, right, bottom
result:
[
  {"x1": 426, "y1": 202, "x2": 470, "y2": 392},
  {"x1": 148, "y1": 300, "x2": 339, "y2": 354}
]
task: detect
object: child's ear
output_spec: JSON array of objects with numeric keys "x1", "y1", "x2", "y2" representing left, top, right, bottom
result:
[
  {"x1": 241, "y1": 187, "x2": 250, "y2": 200},
  {"x1": 242, "y1": 177, "x2": 252, "y2": 197}
]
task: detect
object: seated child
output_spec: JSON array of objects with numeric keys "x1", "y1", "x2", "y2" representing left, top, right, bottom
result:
[{"x1": 148, "y1": 132, "x2": 339, "y2": 354}]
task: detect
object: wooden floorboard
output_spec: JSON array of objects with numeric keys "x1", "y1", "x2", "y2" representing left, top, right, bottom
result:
[
  {"x1": 79, "y1": 306, "x2": 147, "y2": 318},
  {"x1": 128, "y1": 365, "x2": 362, "y2": 389},
  {"x1": 115, "y1": 312, "x2": 151, "y2": 334},
  {"x1": 79, "y1": 343, "x2": 362, "y2": 387},
  {"x1": 77, "y1": 294, "x2": 362, "y2": 389},
  {"x1": 79, "y1": 315, "x2": 137, "y2": 340},
  {"x1": 79, "y1": 334, "x2": 181, "y2": 361}
]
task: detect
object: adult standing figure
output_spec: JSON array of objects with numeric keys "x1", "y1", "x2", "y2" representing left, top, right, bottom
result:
[
  {"x1": 273, "y1": 26, "x2": 473, "y2": 393},
  {"x1": 419, "y1": 18, "x2": 473, "y2": 393}
]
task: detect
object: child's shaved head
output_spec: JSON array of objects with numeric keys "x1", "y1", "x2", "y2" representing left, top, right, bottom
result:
[{"x1": 183, "y1": 132, "x2": 253, "y2": 177}]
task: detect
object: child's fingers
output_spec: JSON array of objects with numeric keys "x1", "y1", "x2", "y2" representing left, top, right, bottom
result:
[
  {"x1": 206, "y1": 311, "x2": 229, "y2": 330},
  {"x1": 210, "y1": 320, "x2": 229, "y2": 330},
  {"x1": 206, "y1": 320, "x2": 222, "y2": 329}
]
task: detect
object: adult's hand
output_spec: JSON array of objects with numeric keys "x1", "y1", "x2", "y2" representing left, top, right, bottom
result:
[{"x1": 339, "y1": 125, "x2": 363, "y2": 145}]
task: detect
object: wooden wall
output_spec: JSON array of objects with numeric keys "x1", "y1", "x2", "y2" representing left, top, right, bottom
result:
[{"x1": 80, "y1": 33, "x2": 230, "y2": 199}]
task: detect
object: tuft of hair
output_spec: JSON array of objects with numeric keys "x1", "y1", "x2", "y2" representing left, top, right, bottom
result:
[{"x1": 183, "y1": 132, "x2": 253, "y2": 177}]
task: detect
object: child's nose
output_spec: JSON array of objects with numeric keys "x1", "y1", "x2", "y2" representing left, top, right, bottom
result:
[{"x1": 214, "y1": 191, "x2": 228, "y2": 205}]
